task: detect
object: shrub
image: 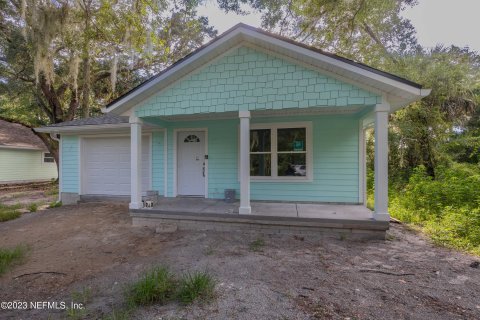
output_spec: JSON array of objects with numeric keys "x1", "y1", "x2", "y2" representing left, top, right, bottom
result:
[
  {"x1": 49, "y1": 201, "x2": 62, "y2": 208},
  {"x1": 389, "y1": 163, "x2": 480, "y2": 255},
  {"x1": 0, "y1": 245, "x2": 27, "y2": 275},
  {"x1": 0, "y1": 204, "x2": 21, "y2": 222},
  {"x1": 27, "y1": 203, "x2": 38, "y2": 213},
  {"x1": 127, "y1": 266, "x2": 176, "y2": 306},
  {"x1": 176, "y1": 271, "x2": 215, "y2": 304}
]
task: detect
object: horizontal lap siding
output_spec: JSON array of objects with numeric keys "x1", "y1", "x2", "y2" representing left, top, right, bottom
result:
[
  {"x1": 61, "y1": 136, "x2": 79, "y2": 193},
  {"x1": 207, "y1": 120, "x2": 239, "y2": 199},
  {"x1": 249, "y1": 115, "x2": 359, "y2": 202},
  {"x1": 0, "y1": 149, "x2": 57, "y2": 182},
  {"x1": 158, "y1": 115, "x2": 359, "y2": 203}
]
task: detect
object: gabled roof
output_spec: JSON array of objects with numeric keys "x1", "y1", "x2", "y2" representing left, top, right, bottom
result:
[
  {"x1": 0, "y1": 119, "x2": 47, "y2": 150},
  {"x1": 104, "y1": 23, "x2": 430, "y2": 115}
]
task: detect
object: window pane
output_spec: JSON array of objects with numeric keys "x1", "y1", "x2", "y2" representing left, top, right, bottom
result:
[
  {"x1": 277, "y1": 128, "x2": 306, "y2": 152},
  {"x1": 278, "y1": 153, "x2": 306, "y2": 176},
  {"x1": 250, "y1": 129, "x2": 271, "y2": 152},
  {"x1": 251, "y1": 154, "x2": 271, "y2": 176}
]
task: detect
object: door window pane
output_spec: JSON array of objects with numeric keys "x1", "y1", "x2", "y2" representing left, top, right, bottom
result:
[
  {"x1": 278, "y1": 153, "x2": 306, "y2": 176},
  {"x1": 277, "y1": 128, "x2": 306, "y2": 152},
  {"x1": 250, "y1": 129, "x2": 271, "y2": 152},
  {"x1": 251, "y1": 154, "x2": 271, "y2": 176}
]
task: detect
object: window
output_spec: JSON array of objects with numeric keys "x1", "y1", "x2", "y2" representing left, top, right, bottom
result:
[
  {"x1": 184, "y1": 134, "x2": 200, "y2": 143},
  {"x1": 249, "y1": 122, "x2": 312, "y2": 180},
  {"x1": 43, "y1": 153, "x2": 55, "y2": 163}
]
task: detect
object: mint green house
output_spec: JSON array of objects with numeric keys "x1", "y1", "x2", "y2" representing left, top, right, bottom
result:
[{"x1": 37, "y1": 24, "x2": 429, "y2": 237}]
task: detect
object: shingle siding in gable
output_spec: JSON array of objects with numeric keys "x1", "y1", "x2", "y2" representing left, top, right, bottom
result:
[{"x1": 135, "y1": 47, "x2": 381, "y2": 117}]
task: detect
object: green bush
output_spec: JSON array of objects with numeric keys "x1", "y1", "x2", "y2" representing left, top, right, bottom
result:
[
  {"x1": 127, "y1": 266, "x2": 176, "y2": 306},
  {"x1": 0, "y1": 204, "x2": 21, "y2": 222},
  {"x1": 0, "y1": 245, "x2": 27, "y2": 275},
  {"x1": 389, "y1": 163, "x2": 480, "y2": 254},
  {"x1": 176, "y1": 271, "x2": 215, "y2": 304},
  {"x1": 27, "y1": 203, "x2": 38, "y2": 213},
  {"x1": 49, "y1": 201, "x2": 62, "y2": 208}
]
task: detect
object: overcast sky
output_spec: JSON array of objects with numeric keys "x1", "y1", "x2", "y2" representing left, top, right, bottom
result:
[{"x1": 197, "y1": 0, "x2": 480, "y2": 52}]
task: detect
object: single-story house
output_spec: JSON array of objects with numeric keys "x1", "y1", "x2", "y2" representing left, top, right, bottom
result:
[
  {"x1": 36, "y1": 24, "x2": 430, "y2": 237},
  {"x1": 0, "y1": 119, "x2": 57, "y2": 183}
]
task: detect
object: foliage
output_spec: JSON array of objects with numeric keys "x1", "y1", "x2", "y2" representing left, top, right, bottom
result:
[
  {"x1": 27, "y1": 203, "x2": 38, "y2": 212},
  {"x1": 126, "y1": 266, "x2": 176, "y2": 306},
  {"x1": 0, "y1": 204, "x2": 21, "y2": 222},
  {"x1": 49, "y1": 201, "x2": 62, "y2": 208},
  {"x1": 0, "y1": 0, "x2": 217, "y2": 162},
  {"x1": 249, "y1": 238, "x2": 265, "y2": 252},
  {"x1": 176, "y1": 271, "x2": 215, "y2": 304},
  {"x1": 0, "y1": 245, "x2": 27, "y2": 275},
  {"x1": 389, "y1": 164, "x2": 480, "y2": 254}
]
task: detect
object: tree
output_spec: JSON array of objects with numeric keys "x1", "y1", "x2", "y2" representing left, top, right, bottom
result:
[{"x1": 0, "y1": 0, "x2": 216, "y2": 165}]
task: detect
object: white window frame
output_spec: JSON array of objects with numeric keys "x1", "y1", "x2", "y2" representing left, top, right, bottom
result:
[{"x1": 248, "y1": 121, "x2": 313, "y2": 182}]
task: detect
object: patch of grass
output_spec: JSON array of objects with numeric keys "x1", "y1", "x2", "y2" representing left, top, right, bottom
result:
[
  {"x1": 44, "y1": 184, "x2": 59, "y2": 196},
  {"x1": 249, "y1": 238, "x2": 265, "y2": 252},
  {"x1": 0, "y1": 245, "x2": 27, "y2": 275},
  {"x1": 49, "y1": 201, "x2": 62, "y2": 208},
  {"x1": 126, "y1": 266, "x2": 176, "y2": 307},
  {"x1": 27, "y1": 203, "x2": 38, "y2": 213},
  {"x1": 66, "y1": 287, "x2": 91, "y2": 319},
  {"x1": 0, "y1": 204, "x2": 21, "y2": 222},
  {"x1": 176, "y1": 271, "x2": 215, "y2": 305}
]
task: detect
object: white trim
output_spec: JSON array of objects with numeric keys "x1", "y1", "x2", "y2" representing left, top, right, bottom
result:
[
  {"x1": 358, "y1": 122, "x2": 366, "y2": 204},
  {"x1": 103, "y1": 25, "x2": 429, "y2": 115},
  {"x1": 173, "y1": 128, "x2": 208, "y2": 198},
  {"x1": 373, "y1": 103, "x2": 390, "y2": 220},
  {"x1": 35, "y1": 123, "x2": 131, "y2": 133},
  {"x1": 58, "y1": 135, "x2": 62, "y2": 202},
  {"x1": 245, "y1": 121, "x2": 313, "y2": 182},
  {"x1": 78, "y1": 133, "x2": 152, "y2": 196},
  {"x1": 78, "y1": 136, "x2": 82, "y2": 195},
  {"x1": 163, "y1": 129, "x2": 168, "y2": 197}
]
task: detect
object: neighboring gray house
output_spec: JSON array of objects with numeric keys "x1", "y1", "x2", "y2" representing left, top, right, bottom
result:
[{"x1": 0, "y1": 119, "x2": 57, "y2": 183}]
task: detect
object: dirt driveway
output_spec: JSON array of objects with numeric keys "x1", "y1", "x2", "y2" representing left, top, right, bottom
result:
[{"x1": 0, "y1": 202, "x2": 479, "y2": 319}]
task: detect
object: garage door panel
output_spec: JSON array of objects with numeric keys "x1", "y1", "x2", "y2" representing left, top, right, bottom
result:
[{"x1": 82, "y1": 137, "x2": 151, "y2": 195}]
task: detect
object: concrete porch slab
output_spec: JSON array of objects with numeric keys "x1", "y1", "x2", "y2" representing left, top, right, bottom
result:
[
  {"x1": 129, "y1": 198, "x2": 388, "y2": 240},
  {"x1": 251, "y1": 202, "x2": 298, "y2": 217}
]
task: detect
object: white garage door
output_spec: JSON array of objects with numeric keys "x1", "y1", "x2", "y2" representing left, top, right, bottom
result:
[{"x1": 82, "y1": 136, "x2": 150, "y2": 195}]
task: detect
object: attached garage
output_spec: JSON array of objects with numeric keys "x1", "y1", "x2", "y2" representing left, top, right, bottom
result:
[{"x1": 81, "y1": 136, "x2": 151, "y2": 195}]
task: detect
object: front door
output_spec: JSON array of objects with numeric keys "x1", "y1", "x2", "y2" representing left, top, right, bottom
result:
[{"x1": 177, "y1": 131, "x2": 206, "y2": 196}]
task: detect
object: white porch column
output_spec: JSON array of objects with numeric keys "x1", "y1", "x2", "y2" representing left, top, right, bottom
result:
[
  {"x1": 239, "y1": 111, "x2": 251, "y2": 214},
  {"x1": 373, "y1": 103, "x2": 390, "y2": 221},
  {"x1": 129, "y1": 116, "x2": 143, "y2": 209}
]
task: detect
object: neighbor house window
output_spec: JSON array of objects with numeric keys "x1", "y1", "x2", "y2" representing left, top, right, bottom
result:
[
  {"x1": 43, "y1": 153, "x2": 54, "y2": 163},
  {"x1": 249, "y1": 122, "x2": 312, "y2": 180}
]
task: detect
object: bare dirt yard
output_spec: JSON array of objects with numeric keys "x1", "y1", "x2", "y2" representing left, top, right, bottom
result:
[
  {"x1": 0, "y1": 201, "x2": 479, "y2": 319},
  {"x1": 0, "y1": 181, "x2": 58, "y2": 211}
]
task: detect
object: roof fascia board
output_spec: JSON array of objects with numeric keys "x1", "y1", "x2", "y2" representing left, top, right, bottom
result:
[{"x1": 35, "y1": 123, "x2": 131, "y2": 133}]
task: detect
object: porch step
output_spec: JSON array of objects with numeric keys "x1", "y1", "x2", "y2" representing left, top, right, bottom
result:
[{"x1": 130, "y1": 210, "x2": 389, "y2": 240}]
